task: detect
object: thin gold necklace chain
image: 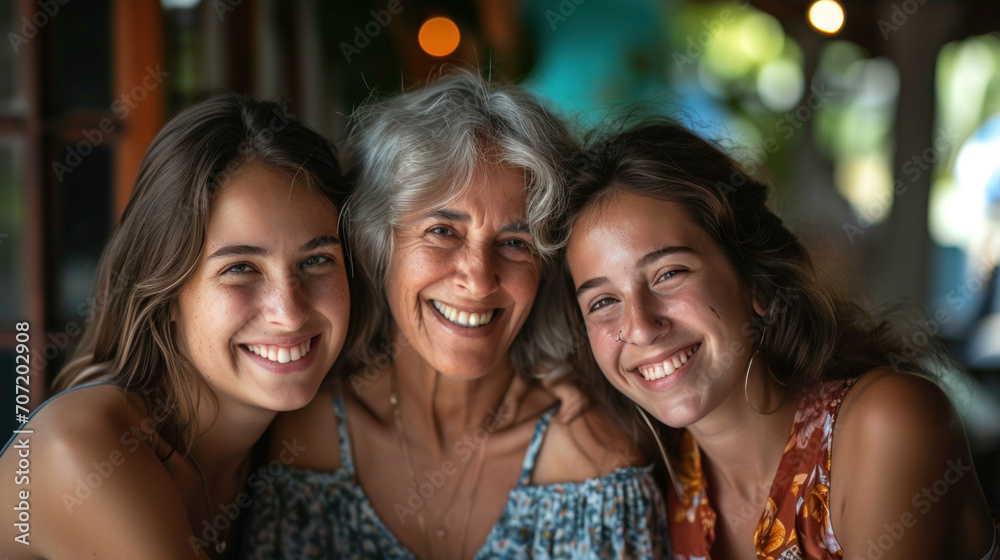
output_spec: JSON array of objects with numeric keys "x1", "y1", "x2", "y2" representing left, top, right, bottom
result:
[
  {"x1": 189, "y1": 454, "x2": 230, "y2": 556},
  {"x1": 389, "y1": 372, "x2": 515, "y2": 559}
]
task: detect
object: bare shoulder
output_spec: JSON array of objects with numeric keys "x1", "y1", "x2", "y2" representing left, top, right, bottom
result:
[
  {"x1": 836, "y1": 369, "x2": 957, "y2": 453},
  {"x1": 532, "y1": 397, "x2": 645, "y2": 485},
  {"x1": 830, "y1": 372, "x2": 993, "y2": 559},
  {"x1": 0, "y1": 384, "x2": 199, "y2": 559},
  {"x1": 267, "y1": 384, "x2": 341, "y2": 470},
  {"x1": 9, "y1": 384, "x2": 151, "y2": 459},
  {"x1": 833, "y1": 369, "x2": 961, "y2": 484}
]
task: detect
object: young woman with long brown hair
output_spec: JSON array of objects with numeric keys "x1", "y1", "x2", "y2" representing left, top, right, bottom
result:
[{"x1": 0, "y1": 94, "x2": 352, "y2": 559}]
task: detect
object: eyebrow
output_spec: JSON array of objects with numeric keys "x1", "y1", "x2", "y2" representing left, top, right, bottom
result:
[
  {"x1": 574, "y1": 246, "x2": 695, "y2": 298},
  {"x1": 423, "y1": 209, "x2": 530, "y2": 235},
  {"x1": 206, "y1": 235, "x2": 340, "y2": 260}
]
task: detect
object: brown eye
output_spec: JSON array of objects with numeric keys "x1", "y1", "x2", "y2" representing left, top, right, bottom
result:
[{"x1": 589, "y1": 297, "x2": 616, "y2": 313}]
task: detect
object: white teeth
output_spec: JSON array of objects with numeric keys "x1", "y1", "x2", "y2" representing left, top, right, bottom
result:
[
  {"x1": 246, "y1": 339, "x2": 312, "y2": 364},
  {"x1": 431, "y1": 301, "x2": 494, "y2": 328},
  {"x1": 638, "y1": 344, "x2": 700, "y2": 381}
]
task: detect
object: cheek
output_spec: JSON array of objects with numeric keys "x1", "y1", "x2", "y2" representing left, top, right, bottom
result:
[
  {"x1": 506, "y1": 263, "x2": 541, "y2": 304},
  {"x1": 311, "y1": 274, "x2": 351, "y2": 324},
  {"x1": 586, "y1": 328, "x2": 617, "y2": 371},
  {"x1": 388, "y1": 251, "x2": 439, "y2": 301}
]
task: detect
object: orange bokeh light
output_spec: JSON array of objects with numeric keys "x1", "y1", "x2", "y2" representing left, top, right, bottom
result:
[{"x1": 418, "y1": 17, "x2": 460, "y2": 57}]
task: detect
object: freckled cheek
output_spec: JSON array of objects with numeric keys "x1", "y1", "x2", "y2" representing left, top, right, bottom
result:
[
  {"x1": 504, "y1": 265, "x2": 541, "y2": 307},
  {"x1": 306, "y1": 276, "x2": 351, "y2": 325}
]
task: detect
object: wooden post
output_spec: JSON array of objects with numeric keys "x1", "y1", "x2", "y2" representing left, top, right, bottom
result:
[{"x1": 111, "y1": 0, "x2": 165, "y2": 219}]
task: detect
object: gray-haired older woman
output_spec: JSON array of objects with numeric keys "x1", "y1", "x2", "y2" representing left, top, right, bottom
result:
[{"x1": 243, "y1": 69, "x2": 669, "y2": 559}]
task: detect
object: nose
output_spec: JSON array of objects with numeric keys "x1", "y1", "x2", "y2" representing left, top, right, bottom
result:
[
  {"x1": 619, "y1": 292, "x2": 668, "y2": 345},
  {"x1": 455, "y1": 243, "x2": 499, "y2": 299},
  {"x1": 261, "y1": 272, "x2": 310, "y2": 331}
]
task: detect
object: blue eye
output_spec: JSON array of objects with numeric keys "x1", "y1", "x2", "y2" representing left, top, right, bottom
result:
[
  {"x1": 224, "y1": 263, "x2": 252, "y2": 275},
  {"x1": 657, "y1": 270, "x2": 683, "y2": 283},
  {"x1": 429, "y1": 226, "x2": 452, "y2": 236}
]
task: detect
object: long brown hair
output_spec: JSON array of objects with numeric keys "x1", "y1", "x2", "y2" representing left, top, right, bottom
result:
[
  {"x1": 560, "y1": 117, "x2": 962, "y2": 455},
  {"x1": 53, "y1": 94, "x2": 349, "y2": 456}
]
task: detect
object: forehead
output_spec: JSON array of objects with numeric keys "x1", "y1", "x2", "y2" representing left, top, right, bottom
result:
[
  {"x1": 402, "y1": 164, "x2": 529, "y2": 221},
  {"x1": 207, "y1": 167, "x2": 339, "y2": 235},
  {"x1": 566, "y1": 192, "x2": 718, "y2": 272},
  {"x1": 575, "y1": 192, "x2": 701, "y2": 244}
]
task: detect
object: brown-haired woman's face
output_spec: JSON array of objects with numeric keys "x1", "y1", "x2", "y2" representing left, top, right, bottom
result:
[
  {"x1": 566, "y1": 192, "x2": 764, "y2": 428},
  {"x1": 173, "y1": 166, "x2": 350, "y2": 413},
  {"x1": 385, "y1": 166, "x2": 540, "y2": 379}
]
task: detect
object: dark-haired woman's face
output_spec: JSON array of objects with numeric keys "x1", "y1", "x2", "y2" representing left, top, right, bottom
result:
[
  {"x1": 566, "y1": 192, "x2": 764, "y2": 428},
  {"x1": 174, "y1": 167, "x2": 350, "y2": 414}
]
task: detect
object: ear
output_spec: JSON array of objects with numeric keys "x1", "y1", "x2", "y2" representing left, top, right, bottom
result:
[{"x1": 751, "y1": 290, "x2": 767, "y2": 317}]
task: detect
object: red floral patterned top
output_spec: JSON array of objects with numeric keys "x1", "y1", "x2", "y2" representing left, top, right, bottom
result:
[{"x1": 666, "y1": 378, "x2": 1000, "y2": 560}]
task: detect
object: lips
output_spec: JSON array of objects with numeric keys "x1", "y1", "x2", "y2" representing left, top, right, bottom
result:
[
  {"x1": 242, "y1": 338, "x2": 312, "y2": 364},
  {"x1": 431, "y1": 300, "x2": 496, "y2": 328},
  {"x1": 636, "y1": 344, "x2": 700, "y2": 381}
]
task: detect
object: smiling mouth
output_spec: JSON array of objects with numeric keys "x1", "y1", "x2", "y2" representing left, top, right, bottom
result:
[
  {"x1": 243, "y1": 338, "x2": 312, "y2": 364},
  {"x1": 637, "y1": 344, "x2": 700, "y2": 381},
  {"x1": 431, "y1": 300, "x2": 496, "y2": 328}
]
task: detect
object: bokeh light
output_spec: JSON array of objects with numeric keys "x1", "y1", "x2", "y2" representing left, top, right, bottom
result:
[
  {"x1": 808, "y1": 1, "x2": 844, "y2": 35},
  {"x1": 418, "y1": 17, "x2": 460, "y2": 57},
  {"x1": 757, "y1": 59, "x2": 804, "y2": 112}
]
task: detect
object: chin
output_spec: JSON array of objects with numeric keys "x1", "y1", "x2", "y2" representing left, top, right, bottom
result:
[{"x1": 647, "y1": 400, "x2": 703, "y2": 429}]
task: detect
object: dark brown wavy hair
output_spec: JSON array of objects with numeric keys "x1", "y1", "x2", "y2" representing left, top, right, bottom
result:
[
  {"x1": 52, "y1": 94, "x2": 352, "y2": 457},
  {"x1": 559, "y1": 117, "x2": 962, "y2": 460}
]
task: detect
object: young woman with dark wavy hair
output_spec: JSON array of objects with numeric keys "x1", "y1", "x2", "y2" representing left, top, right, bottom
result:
[{"x1": 561, "y1": 118, "x2": 998, "y2": 560}]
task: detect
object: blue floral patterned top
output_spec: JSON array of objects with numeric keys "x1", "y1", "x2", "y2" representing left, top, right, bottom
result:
[{"x1": 243, "y1": 394, "x2": 669, "y2": 559}]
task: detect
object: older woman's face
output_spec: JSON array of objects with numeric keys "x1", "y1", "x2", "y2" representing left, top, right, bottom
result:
[
  {"x1": 386, "y1": 166, "x2": 540, "y2": 379},
  {"x1": 566, "y1": 192, "x2": 764, "y2": 428}
]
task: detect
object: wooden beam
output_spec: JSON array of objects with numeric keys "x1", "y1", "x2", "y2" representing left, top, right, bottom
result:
[{"x1": 112, "y1": 0, "x2": 165, "y2": 219}]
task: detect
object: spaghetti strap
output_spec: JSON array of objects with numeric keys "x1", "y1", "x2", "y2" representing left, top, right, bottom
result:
[
  {"x1": 331, "y1": 392, "x2": 355, "y2": 477},
  {"x1": 516, "y1": 406, "x2": 557, "y2": 487},
  {"x1": 1, "y1": 381, "x2": 111, "y2": 457}
]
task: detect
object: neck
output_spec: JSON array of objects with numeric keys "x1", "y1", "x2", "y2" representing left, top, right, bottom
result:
[
  {"x1": 191, "y1": 388, "x2": 275, "y2": 478},
  {"x1": 685, "y1": 367, "x2": 798, "y2": 498},
  {"x1": 392, "y1": 343, "x2": 517, "y2": 450}
]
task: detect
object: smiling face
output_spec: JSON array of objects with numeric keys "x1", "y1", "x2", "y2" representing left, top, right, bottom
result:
[
  {"x1": 566, "y1": 191, "x2": 764, "y2": 428},
  {"x1": 386, "y1": 166, "x2": 541, "y2": 379},
  {"x1": 173, "y1": 166, "x2": 349, "y2": 414}
]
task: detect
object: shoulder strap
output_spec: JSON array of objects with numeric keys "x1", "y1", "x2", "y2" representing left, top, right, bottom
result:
[
  {"x1": 516, "y1": 406, "x2": 557, "y2": 487},
  {"x1": 331, "y1": 392, "x2": 356, "y2": 477},
  {"x1": 1, "y1": 381, "x2": 111, "y2": 457}
]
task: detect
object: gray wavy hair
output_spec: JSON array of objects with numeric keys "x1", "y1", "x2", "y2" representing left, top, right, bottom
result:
[{"x1": 340, "y1": 69, "x2": 581, "y2": 379}]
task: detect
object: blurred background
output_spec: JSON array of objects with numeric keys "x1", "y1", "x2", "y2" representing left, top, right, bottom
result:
[{"x1": 1, "y1": 0, "x2": 999, "y2": 506}]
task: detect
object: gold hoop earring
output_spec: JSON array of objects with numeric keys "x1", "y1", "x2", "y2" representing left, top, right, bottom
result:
[{"x1": 743, "y1": 302, "x2": 784, "y2": 415}]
